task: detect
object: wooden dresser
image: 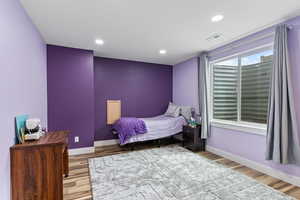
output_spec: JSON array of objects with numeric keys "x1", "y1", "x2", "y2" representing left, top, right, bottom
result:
[{"x1": 10, "y1": 131, "x2": 70, "y2": 200}]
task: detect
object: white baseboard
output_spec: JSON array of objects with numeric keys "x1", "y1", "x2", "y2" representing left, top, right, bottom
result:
[
  {"x1": 68, "y1": 146, "x2": 95, "y2": 156},
  {"x1": 94, "y1": 139, "x2": 119, "y2": 147},
  {"x1": 206, "y1": 145, "x2": 300, "y2": 187}
]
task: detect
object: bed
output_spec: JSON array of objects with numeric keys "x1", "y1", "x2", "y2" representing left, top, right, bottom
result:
[
  {"x1": 123, "y1": 115, "x2": 186, "y2": 145},
  {"x1": 112, "y1": 102, "x2": 191, "y2": 146},
  {"x1": 113, "y1": 115, "x2": 187, "y2": 145}
]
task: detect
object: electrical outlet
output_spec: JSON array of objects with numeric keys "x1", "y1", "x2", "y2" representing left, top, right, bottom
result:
[{"x1": 74, "y1": 136, "x2": 79, "y2": 143}]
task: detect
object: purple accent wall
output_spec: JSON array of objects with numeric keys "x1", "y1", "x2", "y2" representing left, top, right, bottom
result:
[
  {"x1": 47, "y1": 45, "x2": 94, "y2": 149},
  {"x1": 0, "y1": 0, "x2": 47, "y2": 198},
  {"x1": 173, "y1": 57, "x2": 199, "y2": 113},
  {"x1": 173, "y1": 16, "x2": 300, "y2": 177},
  {"x1": 94, "y1": 57, "x2": 172, "y2": 141}
]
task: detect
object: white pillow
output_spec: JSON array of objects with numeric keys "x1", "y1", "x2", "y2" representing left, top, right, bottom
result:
[
  {"x1": 180, "y1": 106, "x2": 192, "y2": 120},
  {"x1": 165, "y1": 102, "x2": 181, "y2": 117}
]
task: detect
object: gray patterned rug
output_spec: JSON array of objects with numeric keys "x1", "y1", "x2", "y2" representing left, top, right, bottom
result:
[{"x1": 89, "y1": 146, "x2": 294, "y2": 200}]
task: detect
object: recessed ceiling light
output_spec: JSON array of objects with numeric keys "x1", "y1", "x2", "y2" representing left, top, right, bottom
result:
[
  {"x1": 159, "y1": 49, "x2": 167, "y2": 55},
  {"x1": 211, "y1": 14, "x2": 224, "y2": 22},
  {"x1": 95, "y1": 39, "x2": 104, "y2": 45}
]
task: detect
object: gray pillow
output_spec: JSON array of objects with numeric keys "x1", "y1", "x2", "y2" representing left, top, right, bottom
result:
[
  {"x1": 165, "y1": 102, "x2": 181, "y2": 117},
  {"x1": 180, "y1": 106, "x2": 192, "y2": 120}
]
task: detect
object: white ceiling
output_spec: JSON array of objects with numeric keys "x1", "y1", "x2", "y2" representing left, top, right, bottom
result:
[{"x1": 21, "y1": 0, "x2": 300, "y2": 65}]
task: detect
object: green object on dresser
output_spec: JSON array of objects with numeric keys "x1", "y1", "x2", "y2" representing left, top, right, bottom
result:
[{"x1": 187, "y1": 117, "x2": 198, "y2": 128}]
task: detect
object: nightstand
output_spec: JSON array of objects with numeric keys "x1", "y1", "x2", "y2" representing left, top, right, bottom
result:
[{"x1": 183, "y1": 124, "x2": 205, "y2": 151}]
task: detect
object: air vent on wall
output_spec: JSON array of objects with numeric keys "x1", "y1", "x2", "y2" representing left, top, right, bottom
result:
[{"x1": 206, "y1": 33, "x2": 223, "y2": 41}]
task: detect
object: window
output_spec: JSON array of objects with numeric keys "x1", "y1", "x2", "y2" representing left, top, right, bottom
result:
[{"x1": 211, "y1": 47, "x2": 273, "y2": 127}]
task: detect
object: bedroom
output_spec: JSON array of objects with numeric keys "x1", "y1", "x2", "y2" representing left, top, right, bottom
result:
[{"x1": 2, "y1": 0, "x2": 300, "y2": 199}]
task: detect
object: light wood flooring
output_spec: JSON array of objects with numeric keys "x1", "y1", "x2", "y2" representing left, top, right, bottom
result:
[{"x1": 64, "y1": 141, "x2": 300, "y2": 200}]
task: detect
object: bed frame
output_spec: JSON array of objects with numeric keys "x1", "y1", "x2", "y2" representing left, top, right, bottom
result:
[{"x1": 123, "y1": 133, "x2": 184, "y2": 150}]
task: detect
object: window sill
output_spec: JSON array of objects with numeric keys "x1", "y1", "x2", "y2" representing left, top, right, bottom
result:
[{"x1": 211, "y1": 120, "x2": 267, "y2": 136}]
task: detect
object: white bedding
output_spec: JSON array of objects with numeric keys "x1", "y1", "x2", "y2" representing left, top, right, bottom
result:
[{"x1": 122, "y1": 115, "x2": 187, "y2": 145}]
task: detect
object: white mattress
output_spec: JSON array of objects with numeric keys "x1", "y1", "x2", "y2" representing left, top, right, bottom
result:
[{"x1": 122, "y1": 115, "x2": 187, "y2": 145}]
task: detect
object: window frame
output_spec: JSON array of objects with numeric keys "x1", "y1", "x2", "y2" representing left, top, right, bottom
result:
[{"x1": 208, "y1": 44, "x2": 273, "y2": 136}]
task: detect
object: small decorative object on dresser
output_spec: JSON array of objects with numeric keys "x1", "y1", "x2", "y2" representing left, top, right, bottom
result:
[
  {"x1": 10, "y1": 130, "x2": 70, "y2": 200},
  {"x1": 183, "y1": 124, "x2": 205, "y2": 151}
]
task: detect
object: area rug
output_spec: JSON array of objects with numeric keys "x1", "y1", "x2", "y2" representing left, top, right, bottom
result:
[{"x1": 89, "y1": 146, "x2": 294, "y2": 200}]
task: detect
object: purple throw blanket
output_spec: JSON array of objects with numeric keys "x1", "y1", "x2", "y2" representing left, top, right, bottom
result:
[{"x1": 113, "y1": 117, "x2": 147, "y2": 144}]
